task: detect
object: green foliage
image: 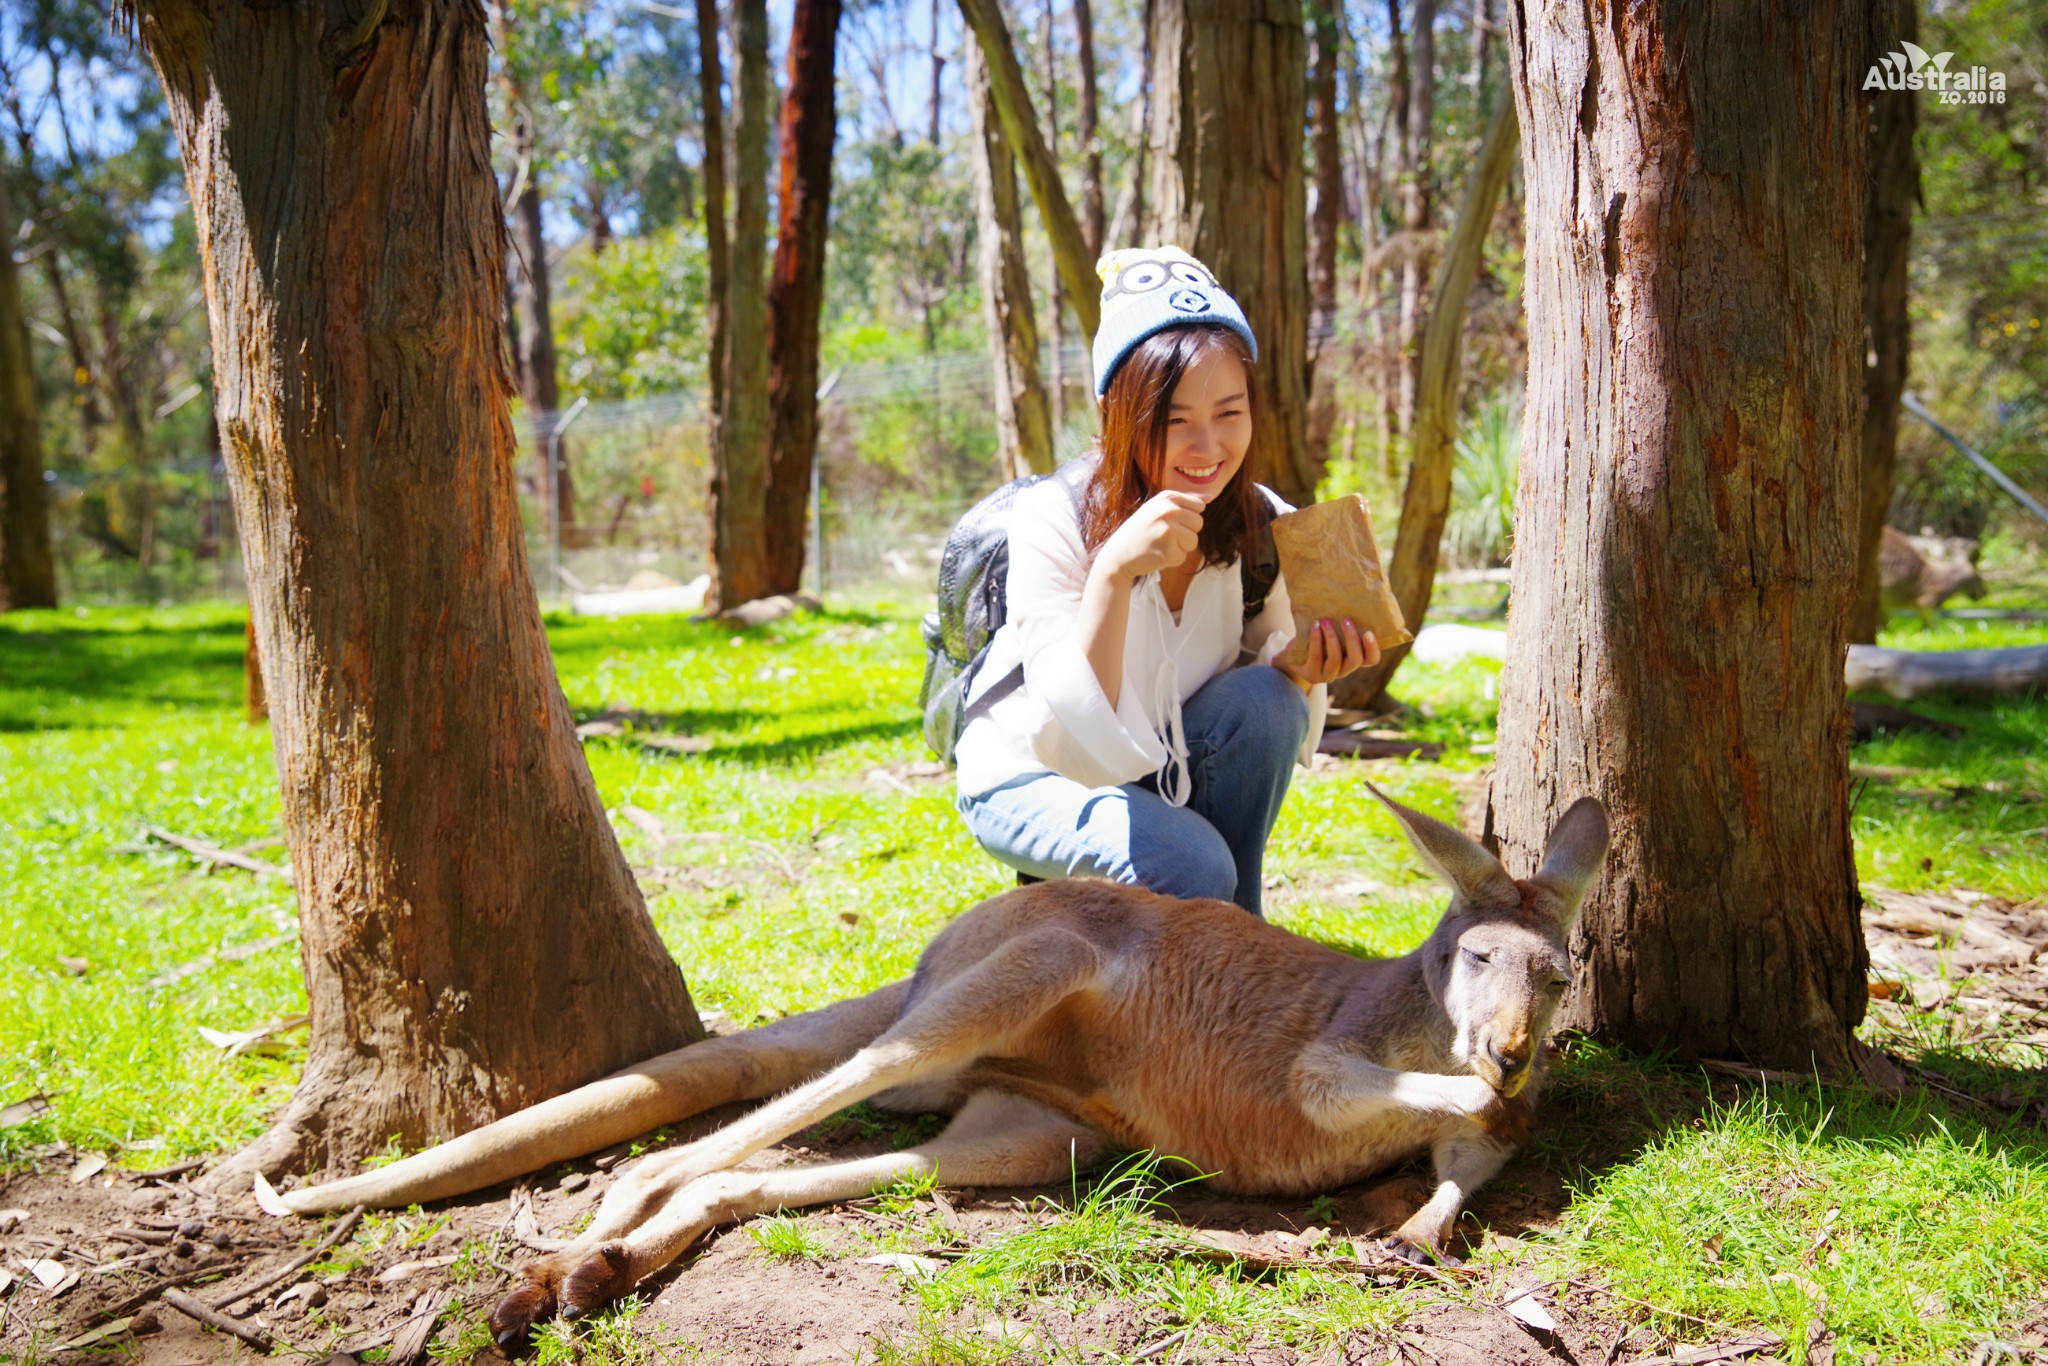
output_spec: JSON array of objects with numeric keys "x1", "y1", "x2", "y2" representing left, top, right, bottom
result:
[
  {"x1": 1443, "y1": 390, "x2": 1519, "y2": 569},
  {"x1": 558, "y1": 226, "x2": 713, "y2": 400}
]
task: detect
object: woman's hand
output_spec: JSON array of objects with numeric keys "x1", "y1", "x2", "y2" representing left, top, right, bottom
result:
[
  {"x1": 1094, "y1": 490, "x2": 1206, "y2": 584},
  {"x1": 1277, "y1": 618, "x2": 1379, "y2": 691}
]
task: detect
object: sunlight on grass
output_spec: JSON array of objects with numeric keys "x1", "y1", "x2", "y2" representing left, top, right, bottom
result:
[
  {"x1": 4, "y1": 595, "x2": 2047, "y2": 1360},
  {"x1": 1537, "y1": 1080, "x2": 2048, "y2": 1365}
]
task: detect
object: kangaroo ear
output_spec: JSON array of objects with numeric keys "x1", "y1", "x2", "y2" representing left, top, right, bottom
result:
[
  {"x1": 1529, "y1": 797, "x2": 1610, "y2": 929},
  {"x1": 1363, "y1": 780, "x2": 1517, "y2": 909}
]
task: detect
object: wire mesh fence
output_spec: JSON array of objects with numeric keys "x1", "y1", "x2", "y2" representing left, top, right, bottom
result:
[{"x1": 46, "y1": 343, "x2": 1108, "y2": 610}]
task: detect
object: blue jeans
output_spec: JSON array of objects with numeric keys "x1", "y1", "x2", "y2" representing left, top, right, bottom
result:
[{"x1": 957, "y1": 665, "x2": 1310, "y2": 917}]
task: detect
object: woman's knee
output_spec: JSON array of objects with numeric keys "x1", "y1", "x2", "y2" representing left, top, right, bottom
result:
[
  {"x1": 1125, "y1": 825, "x2": 1237, "y2": 903},
  {"x1": 1198, "y1": 665, "x2": 1310, "y2": 755}
]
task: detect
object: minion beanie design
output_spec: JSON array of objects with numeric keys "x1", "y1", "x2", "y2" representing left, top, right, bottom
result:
[{"x1": 1090, "y1": 246, "x2": 1259, "y2": 397}]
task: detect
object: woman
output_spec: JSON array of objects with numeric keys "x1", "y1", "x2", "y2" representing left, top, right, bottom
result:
[{"x1": 954, "y1": 247, "x2": 1378, "y2": 916}]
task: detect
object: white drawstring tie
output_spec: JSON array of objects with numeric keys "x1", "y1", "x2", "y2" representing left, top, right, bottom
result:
[{"x1": 1146, "y1": 577, "x2": 1193, "y2": 808}]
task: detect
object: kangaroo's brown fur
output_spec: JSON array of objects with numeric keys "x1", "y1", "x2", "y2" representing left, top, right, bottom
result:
[{"x1": 281, "y1": 785, "x2": 1608, "y2": 1349}]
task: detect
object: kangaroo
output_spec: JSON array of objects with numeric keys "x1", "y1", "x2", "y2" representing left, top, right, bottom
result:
[
  {"x1": 280, "y1": 785, "x2": 1608, "y2": 1348},
  {"x1": 1880, "y1": 526, "x2": 1986, "y2": 624}
]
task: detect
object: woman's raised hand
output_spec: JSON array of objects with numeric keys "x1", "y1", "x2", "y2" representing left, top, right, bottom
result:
[{"x1": 1095, "y1": 490, "x2": 1206, "y2": 583}]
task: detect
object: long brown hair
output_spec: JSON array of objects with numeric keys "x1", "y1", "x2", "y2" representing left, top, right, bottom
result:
[{"x1": 1080, "y1": 325, "x2": 1262, "y2": 569}]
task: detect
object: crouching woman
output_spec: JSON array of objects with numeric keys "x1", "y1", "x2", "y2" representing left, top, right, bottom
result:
[{"x1": 953, "y1": 248, "x2": 1378, "y2": 917}]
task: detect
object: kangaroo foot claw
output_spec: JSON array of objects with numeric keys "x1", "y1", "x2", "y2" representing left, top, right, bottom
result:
[
  {"x1": 488, "y1": 1276, "x2": 557, "y2": 1354},
  {"x1": 559, "y1": 1243, "x2": 637, "y2": 1319},
  {"x1": 1379, "y1": 1234, "x2": 1460, "y2": 1268}
]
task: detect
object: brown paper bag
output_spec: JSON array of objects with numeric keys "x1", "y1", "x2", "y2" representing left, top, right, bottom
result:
[{"x1": 1269, "y1": 495, "x2": 1412, "y2": 670}]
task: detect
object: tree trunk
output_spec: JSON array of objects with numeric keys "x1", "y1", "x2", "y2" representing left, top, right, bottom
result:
[
  {"x1": 707, "y1": 0, "x2": 775, "y2": 611},
  {"x1": 763, "y1": 0, "x2": 842, "y2": 594},
  {"x1": 1146, "y1": 0, "x2": 1312, "y2": 505},
  {"x1": 0, "y1": 163, "x2": 58, "y2": 610},
  {"x1": 957, "y1": 0, "x2": 1099, "y2": 341},
  {"x1": 0, "y1": 122, "x2": 105, "y2": 454},
  {"x1": 1040, "y1": 0, "x2": 1066, "y2": 432},
  {"x1": 1305, "y1": 0, "x2": 1344, "y2": 475},
  {"x1": 1849, "y1": 0, "x2": 1918, "y2": 645},
  {"x1": 1074, "y1": 0, "x2": 1103, "y2": 259},
  {"x1": 1491, "y1": 0, "x2": 1869, "y2": 1070},
  {"x1": 1332, "y1": 94, "x2": 1515, "y2": 709},
  {"x1": 134, "y1": 0, "x2": 702, "y2": 1179},
  {"x1": 1394, "y1": 0, "x2": 1434, "y2": 441},
  {"x1": 501, "y1": 46, "x2": 577, "y2": 546},
  {"x1": 969, "y1": 38, "x2": 1055, "y2": 480},
  {"x1": 696, "y1": 0, "x2": 730, "y2": 516},
  {"x1": 926, "y1": 0, "x2": 942, "y2": 142}
]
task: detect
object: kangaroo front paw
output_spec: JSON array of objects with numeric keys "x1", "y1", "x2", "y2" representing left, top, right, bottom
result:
[
  {"x1": 489, "y1": 1274, "x2": 558, "y2": 1353},
  {"x1": 559, "y1": 1242, "x2": 638, "y2": 1319}
]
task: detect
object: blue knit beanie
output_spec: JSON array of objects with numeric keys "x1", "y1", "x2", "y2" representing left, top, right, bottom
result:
[{"x1": 1091, "y1": 246, "x2": 1258, "y2": 397}]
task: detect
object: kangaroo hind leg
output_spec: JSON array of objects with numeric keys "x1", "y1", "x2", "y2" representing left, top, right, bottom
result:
[
  {"x1": 286, "y1": 981, "x2": 910, "y2": 1217},
  {"x1": 492, "y1": 928, "x2": 1102, "y2": 1344},
  {"x1": 558, "y1": 1091, "x2": 1104, "y2": 1321}
]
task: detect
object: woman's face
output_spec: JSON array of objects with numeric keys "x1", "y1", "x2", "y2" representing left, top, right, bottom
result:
[{"x1": 1152, "y1": 346, "x2": 1252, "y2": 500}]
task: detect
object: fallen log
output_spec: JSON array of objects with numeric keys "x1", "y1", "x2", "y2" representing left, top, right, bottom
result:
[{"x1": 1846, "y1": 643, "x2": 2048, "y2": 702}]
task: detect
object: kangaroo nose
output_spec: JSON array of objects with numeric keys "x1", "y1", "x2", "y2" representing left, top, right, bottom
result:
[{"x1": 1488, "y1": 1041, "x2": 1528, "y2": 1075}]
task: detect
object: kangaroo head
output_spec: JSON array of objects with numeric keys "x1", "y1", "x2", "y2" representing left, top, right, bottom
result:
[{"x1": 1364, "y1": 782, "x2": 1609, "y2": 1098}]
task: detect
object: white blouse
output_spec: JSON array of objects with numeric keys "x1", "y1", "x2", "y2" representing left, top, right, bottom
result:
[{"x1": 954, "y1": 471, "x2": 1329, "y2": 803}]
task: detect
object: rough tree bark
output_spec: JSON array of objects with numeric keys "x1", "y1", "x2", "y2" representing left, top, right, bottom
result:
[
  {"x1": 956, "y1": 0, "x2": 1099, "y2": 341},
  {"x1": 1305, "y1": 0, "x2": 1344, "y2": 474},
  {"x1": 969, "y1": 38, "x2": 1056, "y2": 480},
  {"x1": 1491, "y1": 0, "x2": 1870, "y2": 1069},
  {"x1": 1849, "y1": 0, "x2": 1918, "y2": 644},
  {"x1": 1145, "y1": 0, "x2": 1313, "y2": 504},
  {"x1": 707, "y1": 0, "x2": 774, "y2": 611},
  {"x1": 696, "y1": 0, "x2": 730, "y2": 511},
  {"x1": 0, "y1": 163, "x2": 58, "y2": 610},
  {"x1": 133, "y1": 0, "x2": 702, "y2": 1177},
  {"x1": 500, "y1": 25, "x2": 577, "y2": 545},
  {"x1": 1332, "y1": 94, "x2": 1515, "y2": 710},
  {"x1": 763, "y1": 0, "x2": 842, "y2": 594}
]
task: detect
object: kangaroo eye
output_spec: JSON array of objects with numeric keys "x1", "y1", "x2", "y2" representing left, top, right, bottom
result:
[
  {"x1": 1462, "y1": 948, "x2": 1492, "y2": 965},
  {"x1": 1546, "y1": 976, "x2": 1569, "y2": 994}
]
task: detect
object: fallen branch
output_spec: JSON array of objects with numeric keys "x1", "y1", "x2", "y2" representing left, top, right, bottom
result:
[
  {"x1": 145, "y1": 827, "x2": 295, "y2": 883},
  {"x1": 132, "y1": 1157, "x2": 207, "y2": 1182},
  {"x1": 80, "y1": 1259, "x2": 234, "y2": 1329},
  {"x1": 1847, "y1": 644, "x2": 2048, "y2": 702},
  {"x1": 211, "y1": 1205, "x2": 364, "y2": 1313},
  {"x1": 161, "y1": 1286, "x2": 276, "y2": 1353}
]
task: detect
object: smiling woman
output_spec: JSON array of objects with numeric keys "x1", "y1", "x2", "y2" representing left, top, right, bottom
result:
[{"x1": 950, "y1": 248, "x2": 1380, "y2": 918}]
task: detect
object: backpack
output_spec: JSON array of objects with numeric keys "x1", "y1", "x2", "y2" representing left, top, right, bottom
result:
[{"x1": 917, "y1": 469, "x2": 1282, "y2": 765}]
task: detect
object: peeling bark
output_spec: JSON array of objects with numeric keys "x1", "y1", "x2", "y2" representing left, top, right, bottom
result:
[
  {"x1": 763, "y1": 0, "x2": 842, "y2": 594},
  {"x1": 134, "y1": 0, "x2": 702, "y2": 1177},
  {"x1": 1493, "y1": 0, "x2": 1869, "y2": 1069}
]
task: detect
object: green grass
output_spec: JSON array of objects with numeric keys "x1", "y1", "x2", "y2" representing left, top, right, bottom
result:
[{"x1": 3, "y1": 594, "x2": 2046, "y2": 1362}]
